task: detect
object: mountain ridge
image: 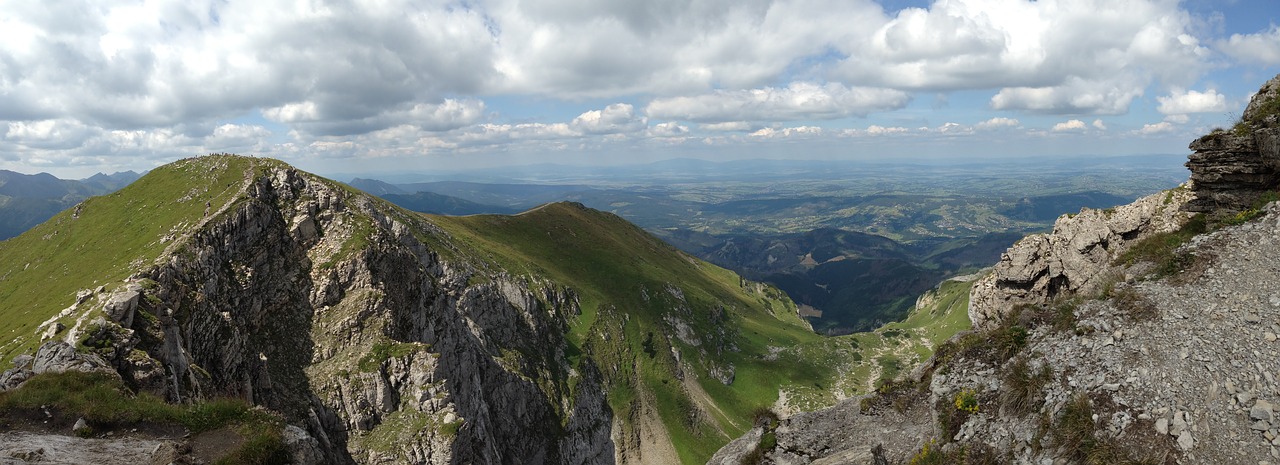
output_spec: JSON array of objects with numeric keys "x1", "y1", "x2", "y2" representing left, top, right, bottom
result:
[{"x1": 0, "y1": 154, "x2": 915, "y2": 464}]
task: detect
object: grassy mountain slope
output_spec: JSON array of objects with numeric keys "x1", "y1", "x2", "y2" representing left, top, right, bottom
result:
[
  {"x1": 0, "y1": 157, "x2": 256, "y2": 362},
  {"x1": 432, "y1": 205, "x2": 977, "y2": 461},
  {"x1": 430, "y1": 204, "x2": 838, "y2": 461},
  {"x1": 0, "y1": 170, "x2": 142, "y2": 240},
  {"x1": 0, "y1": 155, "x2": 977, "y2": 464}
]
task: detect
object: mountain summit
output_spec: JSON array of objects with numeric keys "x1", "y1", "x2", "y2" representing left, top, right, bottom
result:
[{"x1": 0, "y1": 155, "x2": 869, "y2": 463}]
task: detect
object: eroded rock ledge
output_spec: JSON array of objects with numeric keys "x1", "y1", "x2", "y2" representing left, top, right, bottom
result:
[
  {"x1": 967, "y1": 187, "x2": 1193, "y2": 330},
  {"x1": 1185, "y1": 74, "x2": 1280, "y2": 213}
]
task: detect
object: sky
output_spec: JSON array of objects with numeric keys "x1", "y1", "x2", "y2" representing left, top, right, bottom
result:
[{"x1": 1, "y1": 0, "x2": 1279, "y2": 179}]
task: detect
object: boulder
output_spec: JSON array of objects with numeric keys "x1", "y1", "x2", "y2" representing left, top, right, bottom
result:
[
  {"x1": 103, "y1": 283, "x2": 143, "y2": 328},
  {"x1": 282, "y1": 425, "x2": 325, "y2": 465},
  {"x1": 30, "y1": 340, "x2": 114, "y2": 375}
]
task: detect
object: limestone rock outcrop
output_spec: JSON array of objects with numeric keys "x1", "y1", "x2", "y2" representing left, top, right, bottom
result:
[
  {"x1": 1185, "y1": 73, "x2": 1280, "y2": 212},
  {"x1": 0, "y1": 340, "x2": 116, "y2": 390},
  {"x1": 967, "y1": 187, "x2": 1193, "y2": 330}
]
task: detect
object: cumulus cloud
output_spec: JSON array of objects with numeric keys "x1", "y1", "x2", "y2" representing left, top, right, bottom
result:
[
  {"x1": 649, "y1": 122, "x2": 689, "y2": 137},
  {"x1": 1092, "y1": 119, "x2": 1107, "y2": 130},
  {"x1": 1052, "y1": 119, "x2": 1087, "y2": 132},
  {"x1": 0, "y1": 0, "x2": 1245, "y2": 172},
  {"x1": 700, "y1": 122, "x2": 759, "y2": 132},
  {"x1": 571, "y1": 104, "x2": 647, "y2": 135},
  {"x1": 5, "y1": 119, "x2": 98, "y2": 150},
  {"x1": 974, "y1": 117, "x2": 1020, "y2": 130},
  {"x1": 645, "y1": 82, "x2": 910, "y2": 123},
  {"x1": 206, "y1": 124, "x2": 272, "y2": 151},
  {"x1": 991, "y1": 77, "x2": 1147, "y2": 115},
  {"x1": 265, "y1": 99, "x2": 487, "y2": 137},
  {"x1": 749, "y1": 126, "x2": 824, "y2": 139},
  {"x1": 865, "y1": 125, "x2": 910, "y2": 135},
  {"x1": 1216, "y1": 25, "x2": 1280, "y2": 65},
  {"x1": 1156, "y1": 89, "x2": 1227, "y2": 115},
  {"x1": 1139, "y1": 122, "x2": 1175, "y2": 134},
  {"x1": 834, "y1": 0, "x2": 1209, "y2": 115},
  {"x1": 0, "y1": 1, "x2": 499, "y2": 132}
]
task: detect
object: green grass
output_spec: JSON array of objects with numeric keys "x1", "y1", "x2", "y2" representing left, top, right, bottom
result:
[
  {"x1": 0, "y1": 371, "x2": 286, "y2": 462},
  {"x1": 0, "y1": 155, "x2": 266, "y2": 364},
  {"x1": 357, "y1": 341, "x2": 422, "y2": 372},
  {"x1": 0, "y1": 155, "x2": 985, "y2": 464},
  {"x1": 429, "y1": 203, "x2": 836, "y2": 463},
  {"x1": 1113, "y1": 213, "x2": 1206, "y2": 279}
]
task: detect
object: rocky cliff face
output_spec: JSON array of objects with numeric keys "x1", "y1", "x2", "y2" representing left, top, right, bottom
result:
[
  {"x1": 1185, "y1": 74, "x2": 1280, "y2": 213},
  {"x1": 2, "y1": 157, "x2": 612, "y2": 464}
]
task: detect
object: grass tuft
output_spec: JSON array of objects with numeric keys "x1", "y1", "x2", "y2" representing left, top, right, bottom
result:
[
  {"x1": 0, "y1": 371, "x2": 285, "y2": 462},
  {"x1": 999, "y1": 357, "x2": 1052, "y2": 416},
  {"x1": 1114, "y1": 214, "x2": 1206, "y2": 279},
  {"x1": 1110, "y1": 285, "x2": 1158, "y2": 321}
]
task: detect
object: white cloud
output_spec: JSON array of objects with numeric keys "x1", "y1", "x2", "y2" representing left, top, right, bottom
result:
[
  {"x1": 206, "y1": 123, "x2": 272, "y2": 151},
  {"x1": 1156, "y1": 89, "x2": 1227, "y2": 115},
  {"x1": 865, "y1": 125, "x2": 910, "y2": 135},
  {"x1": 834, "y1": 0, "x2": 1209, "y2": 114},
  {"x1": 5, "y1": 119, "x2": 98, "y2": 150},
  {"x1": 1164, "y1": 114, "x2": 1189, "y2": 124},
  {"x1": 1091, "y1": 119, "x2": 1107, "y2": 130},
  {"x1": 645, "y1": 82, "x2": 910, "y2": 123},
  {"x1": 649, "y1": 122, "x2": 689, "y2": 137},
  {"x1": 974, "y1": 117, "x2": 1020, "y2": 130},
  {"x1": 749, "y1": 126, "x2": 824, "y2": 139},
  {"x1": 1216, "y1": 25, "x2": 1280, "y2": 65},
  {"x1": 700, "y1": 122, "x2": 759, "y2": 132},
  {"x1": 571, "y1": 103, "x2": 647, "y2": 135},
  {"x1": 991, "y1": 77, "x2": 1146, "y2": 115},
  {"x1": 0, "y1": 0, "x2": 1243, "y2": 172},
  {"x1": 1139, "y1": 122, "x2": 1174, "y2": 134},
  {"x1": 1052, "y1": 119, "x2": 1086, "y2": 132}
]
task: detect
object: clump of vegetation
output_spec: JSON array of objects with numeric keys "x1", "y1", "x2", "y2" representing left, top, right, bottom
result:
[
  {"x1": 1218, "y1": 191, "x2": 1279, "y2": 227},
  {"x1": 909, "y1": 440, "x2": 1005, "y2": 465},
  {"x1": 1047, "y1": 394, "x2": 1164, "y2": 465},
  {"x1": 860, "y1": 377, "x2": 924, "y2": 414},
  {"x1": 357, "y1": 341, "x2": 421, "y2": 372},
  {"x1": 741, "y1": 407, "x2": 781, "y2": 465},
  {"x1": 1050, "y1": 394, "x2": 1099, "y2": 459},
  {"x1": 1241, "y1": 91, "x2": 1280, "y2": 128},
  {"x1": 439, "y1": 420, "x2": 463, "y2": 437},
  {"x1": 1109, "y1": 285, "x2": 1158, "y2": 321},
  {"x1": 1114, "y1": 213, "x2": 1206, "y2": 279},
  {"x1": 953, "y1": 389, "x2": 979, "y2": 414},
  {"x1": 0, "y1": 371, "x2": 287, "y2": 463},
  {"x1": 999, "y1": 357, "x2": 1052, "y2": 416},
  {"x1": 936, "y1": 388, "x2": 982, "y2": 444}
]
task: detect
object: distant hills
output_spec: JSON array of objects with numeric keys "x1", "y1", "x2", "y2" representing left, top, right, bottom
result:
[
  {"x1": 358, "y1": 173, "x2": 1159, "y2": 334},
  {"x1": 0, "y1": 169, "x2": 140, "y2": 240}
]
